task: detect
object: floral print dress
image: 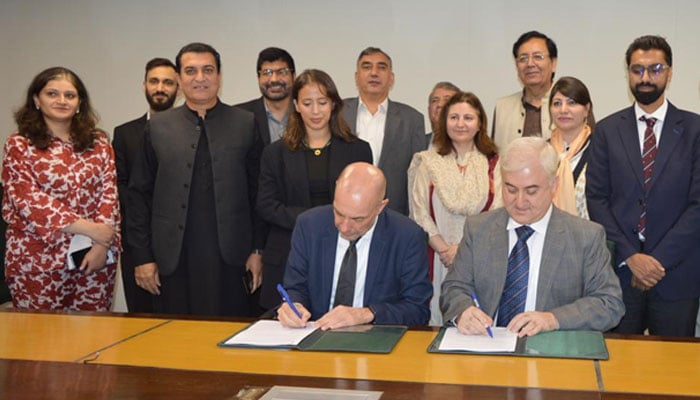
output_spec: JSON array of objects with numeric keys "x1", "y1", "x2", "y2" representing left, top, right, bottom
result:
[{"x1": 1, "y1": 132, "x2": 120, "y2": 310}]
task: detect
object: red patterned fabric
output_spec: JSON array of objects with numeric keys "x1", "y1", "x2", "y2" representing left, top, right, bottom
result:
[
  {"x1": 481, "y1": 154, "x2": 499, "y2": 212},
  {"x1": 2, "y1": 132, "x2": 120, "y2": 311}
]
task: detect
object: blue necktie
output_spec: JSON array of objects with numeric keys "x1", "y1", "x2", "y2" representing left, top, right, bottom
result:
[{"x1": 497, "y1": 225, "x2": 535, "y2": 327}]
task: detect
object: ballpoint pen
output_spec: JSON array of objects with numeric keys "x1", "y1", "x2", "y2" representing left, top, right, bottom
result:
[
  {"x1": 471, "y1": 292, "x2": 494, "y2": 338},
  {"x1": 276, "y1": 283, "x2": 302, "y2": 319}
]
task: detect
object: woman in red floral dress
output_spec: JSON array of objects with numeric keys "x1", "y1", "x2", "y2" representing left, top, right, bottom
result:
[{"x1": 2, "y1": 67, "x2": 120, "y2": 311}]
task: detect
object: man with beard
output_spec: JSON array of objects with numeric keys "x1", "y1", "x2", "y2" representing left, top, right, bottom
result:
[
  {"x1": 491, "y1": 31, "x2": 558, "y2": 149},
  {"x1": 113, "y1": 57, "x2": 178, "y2": 313},
  {"x1": 587, "y1": 35, "x2": 700, "y2": 336},
  {"x1": 235, "y1": 47, "x2": 295, "y2": 145}
]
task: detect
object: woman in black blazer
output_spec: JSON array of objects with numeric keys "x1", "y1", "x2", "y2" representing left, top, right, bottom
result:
[{"x1": 256, "y1": 69, "x2": 373, "y2": 310}]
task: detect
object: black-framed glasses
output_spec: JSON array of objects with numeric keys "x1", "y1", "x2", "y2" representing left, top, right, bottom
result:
[
  {"x1": 259, "y1": 68, "x2": 293, "y2": 77},
  {"x1": 629, "y1": 63, "x2": 670, "y2": 79}
]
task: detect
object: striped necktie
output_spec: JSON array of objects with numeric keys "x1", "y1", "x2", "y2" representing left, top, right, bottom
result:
[
  {"x1": 638, "y1": 116, "x2": 657, "y2": 239},
  {"x1": 497, "y1": 225, "x2": 535, "y2": 327}
]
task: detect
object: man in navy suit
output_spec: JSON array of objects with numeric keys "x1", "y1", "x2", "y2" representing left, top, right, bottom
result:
[
  {"x1": 235, "y1": 47, "x2": 295, "y2": 145},
  {"x1": 113, "y1": 57, "x2": 178, "y2": 313},
  {"x1": 278, "y1": 162, "x2": 431, "y2": 329},
  {"x1": 587, "y1": 35, "x2": 700, "y2": 336}
]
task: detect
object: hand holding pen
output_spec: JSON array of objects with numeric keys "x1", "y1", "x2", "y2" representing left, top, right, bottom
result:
[
  {"x1": 276, "y1": 284, "x2": 311, "y2": 328},
  {"x1": 468, "y1": 292, "x2": 494, "y2": 338}
]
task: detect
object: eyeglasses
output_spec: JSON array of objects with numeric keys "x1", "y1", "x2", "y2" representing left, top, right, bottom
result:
[
  {"x1": 516, "y1": 53, "x2": 548, "y2": 64},
  {"x1": 629, "y1": 63, "x2": 670, "y2": 79},
  {"x1": 259, "y1": 68, "x2": 293, "y2": 77}
]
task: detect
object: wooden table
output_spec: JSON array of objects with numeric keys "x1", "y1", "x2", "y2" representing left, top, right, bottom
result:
[
  {"x1": 0, "y1": 311, "x2": 166, "y2": 361},
  {"x1": 92, "y1": 319, "x2": 599, "y2": 391},
  {"x1": 2, "y1": 310, "x2": 699, "y2": 399},
  {"x1": 600, "y1": 338, "x2": 700, "y2": 397}
]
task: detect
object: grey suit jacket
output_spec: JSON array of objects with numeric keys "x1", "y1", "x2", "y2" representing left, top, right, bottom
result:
[
  {"x1": 440, "y1": 207, "x2": 624, "y2": 331},
  {"x1": 342, "y1": 97, "x2": 425, "y2": 215},
  {"x1": 127, "y1": 101, "x2": 263, "y2": 275}
]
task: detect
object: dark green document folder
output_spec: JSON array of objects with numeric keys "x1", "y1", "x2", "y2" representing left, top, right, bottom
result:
[
  {"x1": 428, "y1": 329, "x2": 609, "y2": 360},
  {"x1": 297, "y1": 325, "x2": 407, "y2": 353},
  {"x1": 219, "y1": 322, "x2": 407, "y2": 354}
]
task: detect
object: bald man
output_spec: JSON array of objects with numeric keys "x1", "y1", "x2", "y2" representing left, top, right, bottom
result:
[{"x1": 279, "y1": 162, "x2": 432, "y2": 330}]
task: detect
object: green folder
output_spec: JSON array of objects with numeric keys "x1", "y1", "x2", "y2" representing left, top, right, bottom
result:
[
  {"x1": 427, "y1": 328, "x2": 609, "y2": 360},
  {"x1": 297, "y1": 325, "x2": 407, "y2": 353},
  {"x1": 219, "y1": 322, "x2": 407, "y2": 354}
]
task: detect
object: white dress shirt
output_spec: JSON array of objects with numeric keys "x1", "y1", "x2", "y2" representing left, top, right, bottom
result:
[
  {"x1": 503, "y1": 205, "x2": 553, "y2": 318},
  {"x1": 634, "y1": 98, "x2": 668, "y2": 154},
  {"x1": 356, "y1": 97, "x2": 388, "y2": 166},
  {"x1": 328, "y1": 218, "x2": 379, "y2": 311}
]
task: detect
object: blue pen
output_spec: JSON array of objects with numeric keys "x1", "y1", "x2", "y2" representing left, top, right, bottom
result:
[
  {"x1": 277, "y1": 284, "x2": 302, "y2": 319},
  {"x1": 470, "y1": 292, "x2": 494, "y2": 338}
]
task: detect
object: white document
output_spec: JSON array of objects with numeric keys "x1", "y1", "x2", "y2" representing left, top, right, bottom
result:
[
  {"x1": 223, "y1": 320, "x2": 317, "y2": 347},
  {"x1": 66, "y1": 234, "x2": 116, "y2": 270},
  {"x1": 438, "y1": 326, "x2": 518, "y2": 352}
]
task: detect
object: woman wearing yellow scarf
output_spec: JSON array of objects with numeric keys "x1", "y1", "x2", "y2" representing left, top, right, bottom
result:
[{"x1": 548, "y1": 77, "x2": 596, "y2": 219}]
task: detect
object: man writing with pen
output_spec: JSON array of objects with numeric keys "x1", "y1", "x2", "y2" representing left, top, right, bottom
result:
[
  {"x1": 440, "y1": 138, "x2": 624, "y2": 337},
  {"x1": 277, "y1": 162, "x2": 432, "y2": 330}
]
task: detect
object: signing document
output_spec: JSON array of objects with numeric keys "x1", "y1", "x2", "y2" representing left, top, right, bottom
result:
[
  {"x1": 223, "y1": 320, "x2": 317, "y2": 347},
  {"x1": 438, "y1": 326, "x2": 518, "y2": 352}
]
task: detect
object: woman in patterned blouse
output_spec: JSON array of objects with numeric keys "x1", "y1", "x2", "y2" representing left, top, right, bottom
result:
[{"x1": 2, "y1": 67, "x2": 120, "y2": 311}]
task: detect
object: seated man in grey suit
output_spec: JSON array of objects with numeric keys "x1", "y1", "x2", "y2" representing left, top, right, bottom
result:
[
  {"x1": 342, "y1": 47, "x2": 425, "y2": 215},
  {"x1": 278, "y1": 162, "x2": 432, "y2": 330},
  {"x1": 441, "y1": 137, "x2": 624, "y2": 337}
]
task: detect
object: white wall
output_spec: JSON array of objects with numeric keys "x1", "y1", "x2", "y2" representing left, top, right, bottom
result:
[
  {"x1": 2, "y1": 0, "x2": 700, "y2": 144},
  {"x1": 2, "y1": 0, "x2": 700, "y2": 312}
]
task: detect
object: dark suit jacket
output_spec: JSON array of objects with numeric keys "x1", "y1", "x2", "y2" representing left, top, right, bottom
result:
[
  {"x1": 441, "y1": 207, "x2": 624, "y2": 331},
  {"x1": 112, "y1": 114, "x2": 147, "y2": 251},
  {"x1": 235, "y1": 97, "x2": 272, "y2": 145},
  {"x1": 342, "y1": 98, "x2": 425, "y2": 215},
  {"x1": 113, "y1": 114, "x2": 152, "y2": 311},
  {"x1": 284, "y1": 205, "x2": 432, "y2": 325},
  {"x1": 127, "y1": 101, "x2": 264, "y2": 275},
  {"x1": 256, "y1": 136, "x2": 372, "y2": 308},
  {"x1": 587, "y1": 102, "x2": 700, "y2": 300}
]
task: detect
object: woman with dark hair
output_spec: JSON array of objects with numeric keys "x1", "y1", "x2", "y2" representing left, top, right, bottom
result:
[
  {"x1": 408, "y1": 91, "x2": 501, "y2": 325},
  {"x1": 2, "y1": 67, "x2": 120, "y2": 311},
  {"x1": 256, "y1": 69, "x2": 372, "y2": 311},
  {"x1": 548, "y1": 76, "x2": 596, "y2": 219}
]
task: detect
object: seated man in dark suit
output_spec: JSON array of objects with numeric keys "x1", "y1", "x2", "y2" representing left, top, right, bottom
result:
[
  {"x1": 441, "y1": 137, "x2": 624, "y2": 337},
  {"x1": 278, "y1": 162, "x2": 432, "y2": 330}
]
